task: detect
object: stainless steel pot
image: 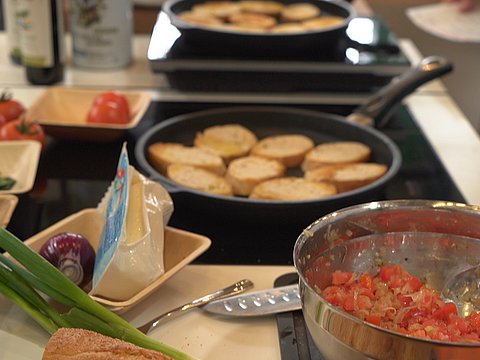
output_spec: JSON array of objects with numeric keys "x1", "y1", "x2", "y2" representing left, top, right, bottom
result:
[{"x1": 294, "y1": 200, "x2": 480, "y2": 360}]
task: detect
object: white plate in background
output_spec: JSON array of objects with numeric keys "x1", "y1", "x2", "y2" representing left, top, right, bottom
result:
[{"x1": 0, "y1": 140, "x2": 41, "y2": 195}]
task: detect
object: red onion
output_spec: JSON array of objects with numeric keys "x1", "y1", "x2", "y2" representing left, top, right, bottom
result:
[{"x1": 39, "y1": 232, "x2": 96, "y2": 288}]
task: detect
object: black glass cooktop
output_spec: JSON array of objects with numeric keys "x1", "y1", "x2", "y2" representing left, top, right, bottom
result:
[
  {"x1": 6, "y1": 101, "x2": 464, "y2": 267},
  {"x1": 148, "y1": 13, "x2": 411, "y2": 93}
]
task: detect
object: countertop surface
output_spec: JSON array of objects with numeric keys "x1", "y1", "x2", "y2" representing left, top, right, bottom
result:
[{"x1": 1, "y1": 10, "x2": 480, "y2": 358}]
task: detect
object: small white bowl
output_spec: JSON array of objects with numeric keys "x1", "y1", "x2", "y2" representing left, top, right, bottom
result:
[
  {"x1": 0, "y1": 194, "x2": 18, "y2": 227},
  {"x1": 26, "y1": 87, "x2": 151, "y2": 141},
  {"x1": 0, "y1": 140, "x2": 41, "y2": 194}
]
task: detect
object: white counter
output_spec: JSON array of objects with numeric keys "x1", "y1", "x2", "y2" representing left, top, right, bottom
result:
[{"x1": 1, "y1": 30, "x2": 480, "y2": 360}]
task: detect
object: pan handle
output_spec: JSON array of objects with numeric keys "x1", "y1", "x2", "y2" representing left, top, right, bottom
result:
[{"x1": 347, "y1": 56, "x2": 453, "y2": 128}]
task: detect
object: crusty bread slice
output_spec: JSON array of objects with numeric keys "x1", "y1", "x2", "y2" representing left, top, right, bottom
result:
[
  {"x1": 194, "y1": 124, "x2": 258, "y2": 162},
  {"x1": 42, "y1": 328, "x2": 172, "y2": 360},
  {"x1": 280, "y1": 3, "x2": 321, "y2": 22},
  {"x1": 225, "y1": 155, "x2": 286, "y2": 196},
  {"x1": 301, "y1": 141, "x2": 372, "y2": 171},
  {"x1": 249, "y1": 177, "x2": 336, "y2": 201},
  {"x1": 250, "y1": 134, "x2": 315, "y2": 167},
  {"x1": 148, "y1": 142, "x2": 226, "y2": 175},
  {"x1": 305, "y1": 162, "x2": 388, "y2": 192},
  {"x1": 239, "y1": 0, "x2": 285, "y2": 16},
  {"x1": 167, "y1": 164, "x2": 233, "y2": 196}
]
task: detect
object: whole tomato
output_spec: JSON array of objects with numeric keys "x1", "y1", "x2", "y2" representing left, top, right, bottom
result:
[
  {"x1": 86, "y1": 91, "x2": 130, "y2": 124},
  {"x1": 0, "y1": 113, "x2": 6, "y2": 128},
  {"x1": 0, "y1": 118, "x2": 46, "y2": 148},
  {"x1": 0, "y1": 91, "x2": 25, "y2": 122}
]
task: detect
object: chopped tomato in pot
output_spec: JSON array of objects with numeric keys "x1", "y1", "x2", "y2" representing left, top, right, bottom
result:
[{"x1": 318, "y1": 264, "x2": 480, "y2": 343}]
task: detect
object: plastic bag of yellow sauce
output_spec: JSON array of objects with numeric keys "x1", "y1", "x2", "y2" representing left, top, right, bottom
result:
[{"x1": 90, "y1": 144, "x2": 173, "y2": 301}]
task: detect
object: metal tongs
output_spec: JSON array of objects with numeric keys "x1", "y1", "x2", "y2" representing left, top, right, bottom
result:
[{"x1": 137, "y1": 279, "x2": 254, "y2": 334}]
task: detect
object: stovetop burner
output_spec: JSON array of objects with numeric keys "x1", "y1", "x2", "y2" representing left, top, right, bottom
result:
[{"x1": 148, "y1": 13, "x2": 411, "y2": 93}]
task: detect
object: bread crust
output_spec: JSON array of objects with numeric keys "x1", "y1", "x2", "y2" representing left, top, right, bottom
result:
[
  {"x1": 250, "y1": 134, "x2": 315, "y2": 167},
  {"x1": 249, "y1": 177, "x2": 336, "y2": 201},
  {"x1": 301, "y1": 141, "x2": 372, "y2": 171},
  {"x1": 148, "y1": 142, "x2": 226, "y2": 175},
  {"x1": 42, "y1": 328, "x2": 172, "y2": 360},
  {"x1": 225, "y1": 155, "x2": 286, "y2": 196},
  {"x1": 194, "y1": 123, "x2": 258, "y2": 162},
  {"x1": 305, "y1": 163, "x2": 388, "y2": 192},
  {"x1": 167, "y1": 163, "x2": 233, "y2": 196}
]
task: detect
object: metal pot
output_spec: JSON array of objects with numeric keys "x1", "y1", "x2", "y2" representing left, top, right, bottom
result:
[
  {"x1": 294, "y1": 200, "x2": 480, "y2": 360},
  {"x1": 161, "y1": 0, "x2": 356, "y2": 55}
]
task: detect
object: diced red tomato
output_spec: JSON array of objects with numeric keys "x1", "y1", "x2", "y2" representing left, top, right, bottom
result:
[
  {"x1": 318, "y1": 264, "x2": 480, "y2": 344},
  {"x1": 331, "y1": 270, "x2": 354, "y2": 285}
]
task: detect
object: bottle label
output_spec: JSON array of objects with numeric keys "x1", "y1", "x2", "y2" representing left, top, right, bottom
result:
[
  {"x1": 19, "y1": 0, "x2": 55, "y2": 68},
  {"x1": 3, "y1": 0, "x2": 22, "y2": 61},
  {"x1": 71, "y1": 0, "x2": 132, "y2": 69}
]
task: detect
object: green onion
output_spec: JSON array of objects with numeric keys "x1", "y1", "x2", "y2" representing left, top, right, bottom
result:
[{"x1": 0, "y1": 227, "x2": 195, "y2": 360}]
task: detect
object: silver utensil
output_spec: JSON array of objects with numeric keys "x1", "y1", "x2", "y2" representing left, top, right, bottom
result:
[
  {"x1": 202, "y1": 284, "x2": 301, "y2": 317},
  {"x1": 138, "y1": 279, "x2": 254, "y2": 334},
  {"x1": 442, "y1": 265, "x2": 480, "y2": 317}
]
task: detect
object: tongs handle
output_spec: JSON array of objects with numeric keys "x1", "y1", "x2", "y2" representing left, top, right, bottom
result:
[{"x1": 138, "y1": 279, "x2": 254, "y2": 334}]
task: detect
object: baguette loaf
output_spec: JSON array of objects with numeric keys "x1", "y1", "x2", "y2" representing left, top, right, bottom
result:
[
  {"x1": 194, "y1": 123, "x2": 258, "y2": 162},
  {"x1": 148, "y1": 142, "x2": 226, "y2": 175},
  {"x1": 301, "y1": 141, "x2": 372, "y2": 171},
  {"x1": 225, "y1": 155, "x2": 286, "y2": 196},
  {"x1": 249, "y1": 177, "x2": 336, "y2": 201},
  {"x1": 167, "y1": 163, "x2": 233, "y2": 196},
  {"x1": 305, "y1": 162, "x2": 388, "y2": 192},
  {"x1": 42, "y1": 328, "x2": 172, "y2": 360},
  {"x1": 250, "y1": 134, "x2": 315, "y2": 167}
]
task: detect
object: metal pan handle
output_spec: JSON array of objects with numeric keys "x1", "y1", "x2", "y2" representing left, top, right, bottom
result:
[{"x1": 347, "y1": 56, "x2": 453, "y2": 128}]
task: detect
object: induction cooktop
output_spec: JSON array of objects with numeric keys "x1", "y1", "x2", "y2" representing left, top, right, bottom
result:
[{"x1": 147, "y1": 12, "x2": 411, "y2": 93}]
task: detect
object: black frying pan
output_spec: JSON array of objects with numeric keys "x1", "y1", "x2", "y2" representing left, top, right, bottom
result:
[
  {"x1": 162, "y1": 0, "x2": 355, "y2": 55},
  {"x1": 134, "y1": 56, "x2": 452, "y2": 224}
]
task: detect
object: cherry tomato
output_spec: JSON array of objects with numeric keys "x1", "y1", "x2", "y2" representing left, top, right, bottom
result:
[
  {"x1": 93, "y1": 91, "x2": 129, "y2": 114},
  {"x1": 0, "y1": 118, "x2": 46, "y2": 148},
  {"x1": 0, "y1": 91, "x2": 25, "y2": 122},
  {"x1": 86, "y1": 91, "x2": 130, "y2": 124},
  {"x1": 87, "y1": 101, "x2": 130, "y2": 124}
]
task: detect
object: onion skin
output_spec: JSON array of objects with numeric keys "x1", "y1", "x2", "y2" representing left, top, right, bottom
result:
[{"x1": 39, "y1": 233, "x2": 96, "y2": 288}]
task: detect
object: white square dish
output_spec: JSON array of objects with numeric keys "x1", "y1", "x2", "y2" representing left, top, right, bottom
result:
[{"x1": 0, "y1": 140, "x2": 42, "y2": 194}]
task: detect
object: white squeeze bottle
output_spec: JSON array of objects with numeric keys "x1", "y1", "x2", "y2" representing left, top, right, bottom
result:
[{"x1": 69, "y1": 0, "x2": 133, "y2": 69}]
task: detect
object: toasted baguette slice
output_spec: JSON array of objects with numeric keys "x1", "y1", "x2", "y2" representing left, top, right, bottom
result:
[
  {"x1": 239, "y1": 0, "x2": 285, "y2": 15},
  {"x1": 305, "y1": 163, "x2": 388, "y2": 192},
  {"x1": 281, "y1": 3, "x2": 321, "y2": 22},
  {"x1": 249, "y1": 177, "x2": 336, "y2": 201},
  {"x1": 148, "y1": 142, "x2": 226, "y2": 175},
  {"x1": 42, "y1": 328, "x2": 172, "y2": 360},
  {"x1": 301, "y1": 141, "x2": 372, "y2": 171},
  {"x1": 225, "y1": 155, "x2": 286, "y2": 196},
  {"x1": 194, "y1": 124, "x2": 258, "y2": 162},
  {"x1": 302, "y1": 16, "x2": 345, "y2": 30},
  {"x1": 192, "y1": 1, "x2": 242, "y2": 19},
  {"x1": 228, "y1": 12, "x2": 277, "y2": 30},
  {"x1": 250, "y1": 134, "x2": 315, "y2": 167},
  {"x1": 167, "y1": 164, "x2": 233, "y2": 196}
]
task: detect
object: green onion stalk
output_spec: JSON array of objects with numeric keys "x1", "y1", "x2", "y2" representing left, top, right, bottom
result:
[{"x1": 0, "y1": 227, "x2": 195, "y2": 360}]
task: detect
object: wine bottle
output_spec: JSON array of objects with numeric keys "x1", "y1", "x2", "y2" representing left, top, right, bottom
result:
[
  {"x1": 2, "y1": 0, "x2": 22, "y2": 65},
  {"x1": 18, "y1": 0, "x2": 65, "y2": 85},
  {"x1": 70, "y1": 0, "x2": 133, "y2": 69}
]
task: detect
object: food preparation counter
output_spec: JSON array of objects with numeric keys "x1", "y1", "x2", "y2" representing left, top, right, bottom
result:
[{"x1": 1, "y1": 29, "x2": 480, "y2": 359}]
